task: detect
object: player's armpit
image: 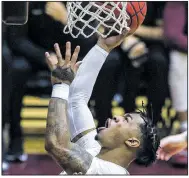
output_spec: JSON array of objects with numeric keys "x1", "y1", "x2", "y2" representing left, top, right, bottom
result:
[{"x1": 48, "y1": 142, "x2": 93, "y2": 174}]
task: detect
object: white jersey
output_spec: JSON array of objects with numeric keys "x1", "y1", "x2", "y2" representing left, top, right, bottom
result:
[
  {"x1": 60, "y1": 130, "x2": 129, "y2": 175},
  {"x1": 59, "y1": 45, "x2": 129, "y2": 175}
]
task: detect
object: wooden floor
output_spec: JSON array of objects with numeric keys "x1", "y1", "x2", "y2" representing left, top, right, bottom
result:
[
  {"x1": 3, "y1": 95, "x2": 187, "y2": 175},
  {"x1": 3, "y1": 155, "x2": 187, "y2": 175}
]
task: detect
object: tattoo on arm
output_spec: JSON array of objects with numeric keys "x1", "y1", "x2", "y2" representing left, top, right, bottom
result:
[
  {"x1": 46, "y1": 98, "x2": 69, "y2": 146},
  {"x1": 50, "y1": 143, "x2": 93, "y2": 174},
  {"x1": 45, "y1": 98, "x2": 93, "y2": 174}
]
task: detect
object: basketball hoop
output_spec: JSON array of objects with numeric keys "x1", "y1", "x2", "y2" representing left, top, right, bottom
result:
[{"x1": 63, "y1": 2, "x2": 130, "y2": 38}]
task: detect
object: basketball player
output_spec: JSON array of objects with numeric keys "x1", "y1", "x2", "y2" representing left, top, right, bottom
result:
[{"x1": 45, "y1": 31, "x2": 160, "y2": 174}]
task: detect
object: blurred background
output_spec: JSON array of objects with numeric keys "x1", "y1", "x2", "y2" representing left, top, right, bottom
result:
[{"x1": 2, "y1": 1, "x2": 188, "y2": 175}]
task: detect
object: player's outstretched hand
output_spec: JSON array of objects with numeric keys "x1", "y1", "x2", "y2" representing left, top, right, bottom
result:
[
  {"x1": 157, "y1": 132, "x2": 187, "y2": 161},
  {"x1": 45, "y1": 42, "x2": 80, "y2": 85},
  {"x1": 97, "y1": 28, "x2": 129, "y2": 53}
]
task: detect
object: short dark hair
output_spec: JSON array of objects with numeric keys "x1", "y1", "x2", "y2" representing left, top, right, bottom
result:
[{"x1": 135, "y1": 108, "x2": 160, "y2": 167}]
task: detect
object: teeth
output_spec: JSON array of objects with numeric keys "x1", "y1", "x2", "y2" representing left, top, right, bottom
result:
[{"x1": 97, "y1": 127, "x2": 106, "y2": 133}]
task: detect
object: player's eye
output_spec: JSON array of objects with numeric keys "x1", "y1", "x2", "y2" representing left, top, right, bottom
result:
[
  {"x1": 124, "y1": 116, "x2": 129, "y2": 122},
  {"x1": 112, "y1": 117, "x2": 116, "y2": 121},
  {"x1": 124, "y1": 114, "x2": 133, "y2": 122}
]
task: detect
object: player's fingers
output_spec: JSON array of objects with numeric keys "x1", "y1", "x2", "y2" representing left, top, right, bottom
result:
[
  {"x1": 75, "y1": 61, "x2": 82, "y2": 68},
  {"x1": 65, "y1": 41, "x2": 71, "y2": 65},
  {"x1": 114, "y1": 28, "x2": 129, "y2": 42},
  {"x1": 165, "y1": 154, "x2": 171, "y2": 161},
  {"x1": 157, "y1": 149, "x2": 163, "y2": 160},
  {"x1": 159, "y1": 152, "x2": 164, "y2": 160},
  {"x1": 156, "y1": 148, "x2": 161, "y2": 159},
  {"x1": 74, "y1": 61, "x2": 82, "y2": 73},
  {"x1": 106, "y1": 28, "x2": 129, "y2": 46},
  {"x1": 121, "y1": 28, "x2": 130, "y2": 38},
  {"x1": 54, "y1": 43, "x2": 64, "y2": 66},
  {"x1": 45, "y1": 52, "x2": 56, "y2": 70},
  {"x1": 157, "y1": 148, "x2": 166, "y2": 160},
  {"x1": 71, "y1": 45, "x2": 80, "y2": 67},
  {"x1": 162, "y1": 152, "x2": 171, "y2": 161},
  {"x1": 160, "y1": 151, "x2": 167, "y2": 161}
]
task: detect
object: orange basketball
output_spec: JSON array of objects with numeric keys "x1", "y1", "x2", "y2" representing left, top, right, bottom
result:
[
  {"x1": 126, "y1": 2, "x2": 147, "y2": 36},
  {"x1": 113, "y1": 1, "x2": 147, "y2": 36},
  {"x1": 94, "y1": 2, "x2": 147, "y2": 36}
]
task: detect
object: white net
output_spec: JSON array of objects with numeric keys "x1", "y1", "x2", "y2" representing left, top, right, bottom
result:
[{"x1": 63, "y1": 2, "x2": 130, "y2": 38}]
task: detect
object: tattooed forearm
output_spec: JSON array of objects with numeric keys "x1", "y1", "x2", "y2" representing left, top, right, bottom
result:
[
  {"x1": 50, "y1": 143, "x2": 93, "y2": 174},
  {"x1": 46, "y1": 98, "x2": 69, "y2": 147},
  {"x1": 45, "y1": 98, "x2": 93, "y2": 174}
]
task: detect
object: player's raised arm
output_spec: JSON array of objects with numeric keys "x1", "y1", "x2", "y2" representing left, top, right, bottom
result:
[
  {"x1": 67, "y1": 29, "x2": 129, "y2": 142},
  {"x1": 45, "y1": 30, "x2": 129, "y2": 174},
  {"x1": 45, "y1": 43, "x2": 93, "y2": 174}
]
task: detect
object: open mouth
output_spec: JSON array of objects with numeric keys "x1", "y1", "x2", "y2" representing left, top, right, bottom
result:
[
  {"x1": 97, "y1": 127, "x2": 106, "y2": 133},
  {"x1": 97, "y1": 119, "x2": 110, "y2": 133},
  {"x1": 97, "y1": 118, "x2": 111, "y2": 133}
]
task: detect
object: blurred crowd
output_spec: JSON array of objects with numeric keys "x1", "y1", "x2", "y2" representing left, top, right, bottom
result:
[{"x1": 2, "y1": 1, "x2": 188, "y2": 172}]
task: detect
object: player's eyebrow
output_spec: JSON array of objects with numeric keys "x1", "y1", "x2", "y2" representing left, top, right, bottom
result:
[{"x1": 123, "y1": 114, "x2": 133, "y2": 120}]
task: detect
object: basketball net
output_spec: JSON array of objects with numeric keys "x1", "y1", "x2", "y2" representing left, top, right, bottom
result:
[{"x1": 63, "y1": 2, "x2": 130, "y2": 38}]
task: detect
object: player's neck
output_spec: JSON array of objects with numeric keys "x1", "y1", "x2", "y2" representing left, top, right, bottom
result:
[{"x1": 97, "y1": 147, "x2": 134, "y2": 168}]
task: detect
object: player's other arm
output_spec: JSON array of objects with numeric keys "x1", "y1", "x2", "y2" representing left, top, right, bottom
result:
[
  {"x1": 45, "y1": 98, "x2": 93, "y2": 174},
  {"x1": 45, "y1": 43, "x2": 93, "y2": 174}
]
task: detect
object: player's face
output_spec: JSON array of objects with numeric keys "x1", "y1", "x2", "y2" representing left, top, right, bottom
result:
[{"x1": 96, "y1": 113, "x2": 145, "y2": 149}]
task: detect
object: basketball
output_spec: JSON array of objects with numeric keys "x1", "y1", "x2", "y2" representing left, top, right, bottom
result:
[
  {"x1": 94, "y1": 2, "x2": 147, "y2": 37},
  {"x1": 125, "y1": 2, "x2": 147, "y2": 36},
  {"x1": 110, "y1": 1, "x2": 147, "y2": 36}
]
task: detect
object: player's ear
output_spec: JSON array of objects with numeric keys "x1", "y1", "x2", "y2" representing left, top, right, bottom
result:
[{"x1": 125, "y1": 137, "x2": 140, "y2": 148}]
